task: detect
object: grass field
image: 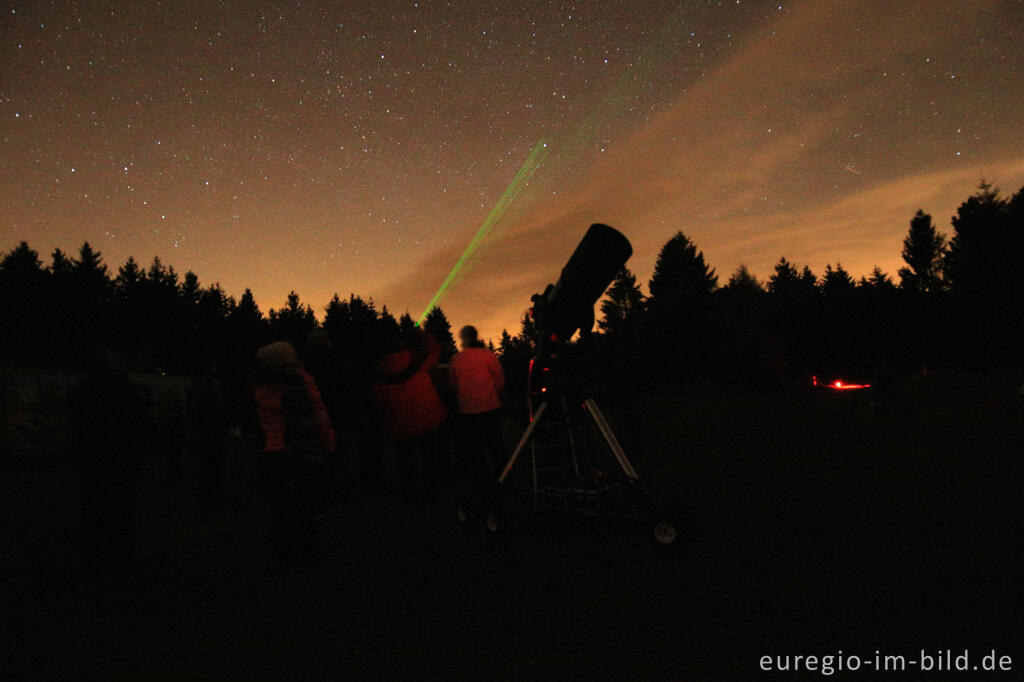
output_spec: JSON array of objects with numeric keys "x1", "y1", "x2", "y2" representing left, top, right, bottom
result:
[{"x1": 2, "y1": 373, "x2": 1022, "y2": 679}]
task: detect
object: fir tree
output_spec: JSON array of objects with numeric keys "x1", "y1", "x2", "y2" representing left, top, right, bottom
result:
[
  {"x1": 898, "y1": 210, "x2": 946, "y2": 292},
  {"x1": 423, "y1": 306, "x2": 457, "y2": 359},
  {"x1": 598, "y1": 267, "x2": 646, "y2": 336}
]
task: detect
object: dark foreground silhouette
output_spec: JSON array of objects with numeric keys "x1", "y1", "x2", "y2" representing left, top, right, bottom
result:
[
  {"x1": 2, "y1": 372, "x2": 1020, "y2": 679},
  {"x1": 65, "y1": 353, "x2": 146, "y2": 569}
]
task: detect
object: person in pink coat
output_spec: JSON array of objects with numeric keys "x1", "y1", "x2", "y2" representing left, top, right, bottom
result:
[
  {"x1": 448, "y1": 325, "x2": 506, "y2": 495},
  {"x1": 373, "y1": 328, "x2": 448, "y2": 502},
  {"x1": 252, "y1": 341, "x2": 336, "y2": 566}
]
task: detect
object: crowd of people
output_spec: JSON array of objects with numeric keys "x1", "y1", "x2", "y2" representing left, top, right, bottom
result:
[{"x1": 66, "y1": 324, "x2": 509, "y2": 570}]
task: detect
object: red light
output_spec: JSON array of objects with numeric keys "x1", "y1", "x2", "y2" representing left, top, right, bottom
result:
[
  {"x1": 813, "y1": 375, "x2": 871, "y2": 390},
  {"x1": 829, "y1": 379, "x2": 871, "y2": 390}
]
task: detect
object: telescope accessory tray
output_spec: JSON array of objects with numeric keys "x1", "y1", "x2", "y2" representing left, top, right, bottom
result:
[{"x1": 536, "y1": 478, "x2": 626, "y2": 517}]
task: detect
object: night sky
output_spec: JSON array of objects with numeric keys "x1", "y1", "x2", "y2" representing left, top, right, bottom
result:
[{"x1": 3, "y1": 1, "x2": 1023, "y2": 340}]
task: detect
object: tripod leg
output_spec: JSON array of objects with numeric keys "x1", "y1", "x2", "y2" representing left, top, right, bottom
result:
[
  {"x1": 499, "y1": 401, "x2": 549, "y2": 484},
  {"x1": 583, "y1": 398, "x2": 639, "y2": 480},
  {"x1": 561, "y1": 395, "x2": 581, "y2": 477}
]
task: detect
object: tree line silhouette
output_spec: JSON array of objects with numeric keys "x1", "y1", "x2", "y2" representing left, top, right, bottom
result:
[
  {"x1": 2, "y1": 180, "x2": 1022, "y2": 395},
  {"x1": 579, "y1": 180, "x2": 1024, "y2": 392}
]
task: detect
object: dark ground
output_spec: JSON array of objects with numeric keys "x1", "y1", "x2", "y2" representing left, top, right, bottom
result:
[{"x1": 2, "y1": 373, "x2": 1022, "y2": 680}]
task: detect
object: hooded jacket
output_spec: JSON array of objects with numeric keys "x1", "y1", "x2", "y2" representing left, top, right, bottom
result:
[
  {"x1": 253, "y1": 343, "x2": 337, "y2": 456},
  {"x1": 373, "y1": 332, "x2": 447, "y2": 441},
  {"x1": 449, "y1": 347, "x2": 505, "y2": 414}
]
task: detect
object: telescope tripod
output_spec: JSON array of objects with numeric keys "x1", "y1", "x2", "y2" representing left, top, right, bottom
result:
[
  {"x1": 462, "y1": 390, "x2": 680, "y2": 550},
  {"x1": 499, "y1": 396, "x2": 639, "y2": 490}
]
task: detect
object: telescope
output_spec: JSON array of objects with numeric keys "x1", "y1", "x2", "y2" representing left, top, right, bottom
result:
[
  {"x1": 455, "y1": 222, "x2": 682, "y2": 553},
  {"x1": 530, "y1": 223, "x2": 633, "y2": 350}
]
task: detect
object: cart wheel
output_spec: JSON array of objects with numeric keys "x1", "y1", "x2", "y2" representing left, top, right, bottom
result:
[{"x1": 647, "y1": 514, "x2": 681, "y2": 551}]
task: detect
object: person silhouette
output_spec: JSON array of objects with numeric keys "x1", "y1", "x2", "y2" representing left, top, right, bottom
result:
[
  {"x1": 303, "y1": 329, "x2": 353, "y2": 510},
  {"x1": 187, "y1": 362, "x2": 228, "y2": 509},
  {"x1": 448, "y1": 325, "x2": 506, "y2": 497},
  {"x1": 252, "y1": 341, "x2": 337, "y2": 567},
  {"x1": 372, "y1": 327, "x2": 448, "y2": 506},
  {"x1": 66, "y1": 348, "x2": 146, "y2": 569}
]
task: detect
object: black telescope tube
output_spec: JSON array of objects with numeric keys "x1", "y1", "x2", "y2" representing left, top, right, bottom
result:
[{"x1": 539, "y1": 223, "x2": 633, "y2": 340}]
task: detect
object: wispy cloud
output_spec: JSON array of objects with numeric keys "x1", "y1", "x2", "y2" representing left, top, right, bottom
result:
[{"x1": 382, "y1": 0, "x2": 1024, "y2": 339}]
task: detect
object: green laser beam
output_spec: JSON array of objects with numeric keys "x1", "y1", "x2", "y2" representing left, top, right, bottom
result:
[
  {"x1": 432, "y1": 9, "x2": 692, "y2": 247},
  {"x1": 418, "y1": 138, "x2": 550, "y2": 323},
  {"x1": 526, "y1": 8, "x2": 693, "y2": 193},
  {"x1": 417, "y1": 8, "x2": 693, "y2": 324}
]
